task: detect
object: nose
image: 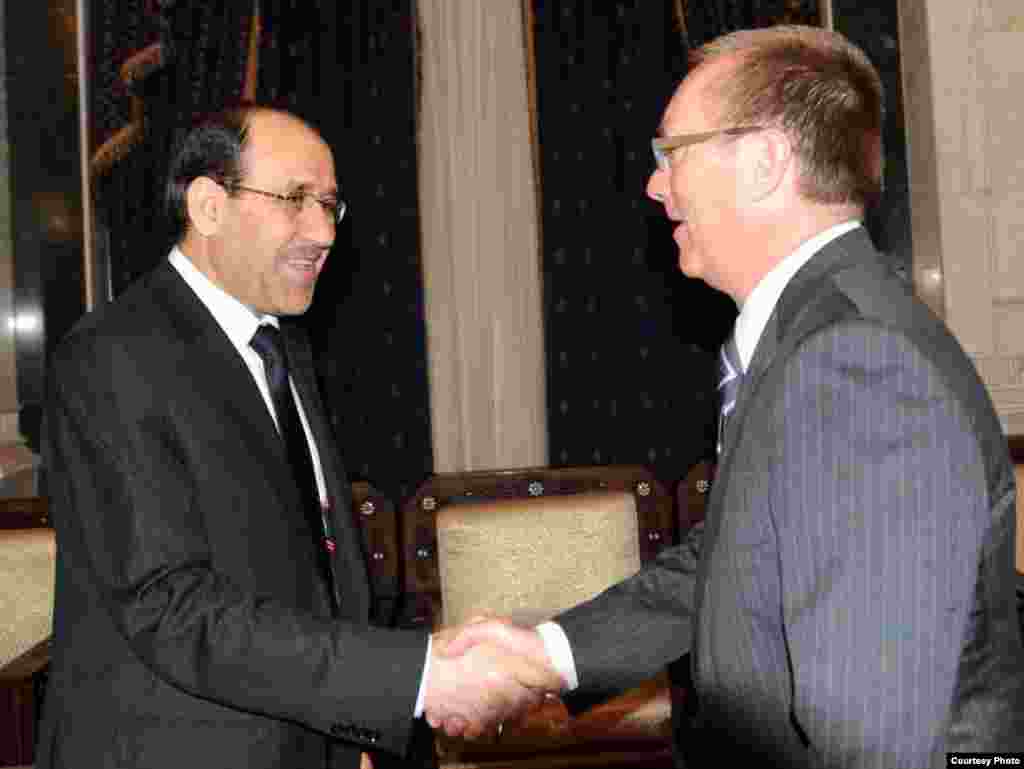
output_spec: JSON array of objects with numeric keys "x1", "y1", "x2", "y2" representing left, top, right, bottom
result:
[
  {"x1": 298, "y1": 197, "x2": 336, "y2": 245},
  {"x1": 646, "y1": 167, "x2": 668, "y2": 204}
]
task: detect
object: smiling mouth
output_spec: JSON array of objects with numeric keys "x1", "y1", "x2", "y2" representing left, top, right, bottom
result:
[{"x1": 282, "y1": 252, "x2": 325, "y2": 284}]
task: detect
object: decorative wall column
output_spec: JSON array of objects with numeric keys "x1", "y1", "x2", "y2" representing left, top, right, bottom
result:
[
  {"x1": 417, "y1": 1, "x2": 547, "y2": 472},
  {"x1": 898, "y1": 0, "x2": 1024, "y2": 435}
]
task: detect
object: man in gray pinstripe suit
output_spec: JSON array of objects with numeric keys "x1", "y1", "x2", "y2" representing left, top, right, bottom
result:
[{"x1": 442, "y1": 25, "x2": 1024, "y2": 767}]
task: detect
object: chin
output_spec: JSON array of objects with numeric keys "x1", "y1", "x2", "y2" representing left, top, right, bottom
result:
[
  {"x1": 274, "y1": 294, "x2": 315, "y2": 317},
  {"x1": 676, "y1": 254, "x2": 703, "y2": 281}
]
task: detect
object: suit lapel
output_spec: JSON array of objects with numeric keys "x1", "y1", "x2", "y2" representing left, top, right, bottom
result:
[
  {"x1": 706, "y1": 228, "x2": 879, "y2": 541},
  {"x1": 705, "y1": 308, "x2": 778, "y2": 552},
  {"x1": 153, "y1": 264, "x2": 370, "y2": 620},
  {"x1": 151, "y1": 264, "x2": 301, "y2": 510}
]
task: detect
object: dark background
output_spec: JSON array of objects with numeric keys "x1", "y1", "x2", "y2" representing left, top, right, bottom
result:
[{"x1": 5, "y1": 0, "x2": 911, "y2": 506}]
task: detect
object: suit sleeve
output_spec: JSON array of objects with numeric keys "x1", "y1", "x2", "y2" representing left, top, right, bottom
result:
[
  {"x1": 554, "y1": 518, "x2": 702, "y2": 706},
  {"x1": 45, "y1": 333, "x2": 428, "y2": 756},
  {"x1": 773, "y1": 322, "x2": 990, "y2": 768}
]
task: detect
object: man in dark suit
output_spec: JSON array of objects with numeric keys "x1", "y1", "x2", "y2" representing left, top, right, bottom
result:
[
  {"x1": 38, "y1": 105, "x2": 558, "y2": 769},
  {"x1": 444, "y1": 26, "x2": 1024, "y2": 767}
]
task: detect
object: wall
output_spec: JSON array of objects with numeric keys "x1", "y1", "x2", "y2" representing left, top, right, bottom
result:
[
  {"x1": 899, "y1": 0, "x2": 1024, "y2": 435},
  {"x1": 0, "y1": 0, "x2": 17, "y2": 445}
]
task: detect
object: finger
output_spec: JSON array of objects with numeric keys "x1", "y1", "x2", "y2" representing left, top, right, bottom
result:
[
  {"x1": 442, "y1": 715, "x2": 468, "y2": 738},
  {"x1": 519, "y1": 687, "x2": 544, "y2": 711},
  {"x1": 439, "y1": 622, "x2": 493, "y2": 657},
  {"x1": 442, "y1": 618, "x2": 511, "y2": 657},
  {"x1": 505, "y1": 654, "x2": 562, "y2": 692},
  {"x1": 463, "y1": 643, "x2": 556, "y2": 713},
  {"x1": 431, "y1": 626, "x2": 460, "y2": 657},
  {"x1": 461, "y1": 716, "x2": 487, "y2": 741}
]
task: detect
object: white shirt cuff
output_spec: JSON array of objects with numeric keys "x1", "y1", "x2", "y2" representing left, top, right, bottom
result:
[
  {"x1": 413, "y1": 635, "x2": 431, "y2": 718},
  {"x1": 536, "y1": 621, "x2": 579, "y2": 691}
]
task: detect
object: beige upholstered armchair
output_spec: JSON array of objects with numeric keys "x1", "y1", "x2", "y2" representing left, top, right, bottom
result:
[
  {"x1": 400, "y1": 465, "x2": 679, "y2": 768},
  {"x1": 0, "y1": 497, "x2": 54, "y2": 769},
  {"x1": 0, "y1": 485, "x2": 395, "y2": 769}
]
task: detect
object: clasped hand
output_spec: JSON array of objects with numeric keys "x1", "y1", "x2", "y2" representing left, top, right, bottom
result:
[{"x1": 423, "y1": 617, "x2": 564, "y2": 739}]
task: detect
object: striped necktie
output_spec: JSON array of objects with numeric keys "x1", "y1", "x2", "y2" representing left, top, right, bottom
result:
[{"x1": 716, "y1": 336, "x2": 742, "y2": 456}]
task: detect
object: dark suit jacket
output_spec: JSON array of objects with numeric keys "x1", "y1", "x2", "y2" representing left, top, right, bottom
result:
[
  {"x1": 558, "y1": 229, "x2": 1024, "y2": 767},
  {"x1": 37, "y1": 261, "x2": 430, "y2": 769}
]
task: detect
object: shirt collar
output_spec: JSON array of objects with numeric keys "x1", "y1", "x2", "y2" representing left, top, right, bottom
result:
[
  {"x1": 168, "y1": 247, "x2": 278, "y2": 350},
  {"x1": 733, "y1": 220, "x2": 861, "y2": 371}
]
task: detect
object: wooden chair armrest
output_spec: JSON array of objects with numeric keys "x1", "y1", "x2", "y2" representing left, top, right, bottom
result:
[
  {"x1": 0, "y1": 638, "x2": 50, "y2": 683},
  {"x1": 0, "y1": 638, "x2": 50, "y2": 767}
]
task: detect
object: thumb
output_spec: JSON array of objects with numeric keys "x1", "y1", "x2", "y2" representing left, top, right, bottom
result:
[{"x1": 505, "y1": 650, "x2": 562, "y2": 691}]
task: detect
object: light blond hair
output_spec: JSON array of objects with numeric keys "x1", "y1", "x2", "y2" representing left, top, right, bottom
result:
[{"x1": 694, "y1": 25, "x2": 884, "y2": 208}]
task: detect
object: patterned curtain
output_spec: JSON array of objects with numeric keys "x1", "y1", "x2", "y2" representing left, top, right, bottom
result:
[
  {"x1": 830, "y1": 0, "x2": 912, "y2": 276},
  {"x1": 90, "y1": 0, "x2": 255, "y2": 292},
  {"x1": 88, "y1": 1, "x2": 430, "y2": 503},
  {"x1": 533, "y1": 0, "x2": 820, "y2": 490},
  {"x1": 257, "y1": 1, "x2": 432, "y2": 503},
  {"x1": 680, "y1": 0, "x2": 819, "y2": 48},
  {"x1": 533, "y1": 1, "x2": 718, "y2": 489}
]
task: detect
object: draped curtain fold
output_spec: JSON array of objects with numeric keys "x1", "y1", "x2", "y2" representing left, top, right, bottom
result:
[{"x1": 416, "y1": 1, "x2": 548, "y2": 474}]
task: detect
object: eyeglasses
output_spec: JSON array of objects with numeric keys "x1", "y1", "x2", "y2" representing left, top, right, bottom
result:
[
  {"x1": 225, "y1": 183, "x2": 347, "y2": 224},
  {"x1": 651, "y1": 126, "x2": 764, "y2": 171}
]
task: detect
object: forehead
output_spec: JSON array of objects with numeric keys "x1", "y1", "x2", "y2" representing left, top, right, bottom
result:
[
  {"x1": 243, "y1": 111, "x2": 336, "y2": 188},
  {"x1": 660, "y1": 57, "x2": 732, "y2": 135}
]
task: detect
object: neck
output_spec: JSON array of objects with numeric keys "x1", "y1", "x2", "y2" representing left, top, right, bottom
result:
[{"x1": 729, "y1": 203, "x2": 861, "y2": 303}]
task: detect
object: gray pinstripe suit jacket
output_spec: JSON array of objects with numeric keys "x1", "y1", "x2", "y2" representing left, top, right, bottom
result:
[{"x1": 558, "y1": 228, "x2": 1024, "y2": 767}]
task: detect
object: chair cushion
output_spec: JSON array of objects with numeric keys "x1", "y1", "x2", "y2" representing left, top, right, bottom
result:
[
  {"x1": 436, "y1": 489, "x2": 640, "y2": 628},
  {"x1": 0, "y1": 528, "x2": 55, "y2": 669}
]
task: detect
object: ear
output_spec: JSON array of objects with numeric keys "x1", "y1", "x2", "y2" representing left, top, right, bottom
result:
[
  {"x1": 185, "y1": 177, "x2": 228, "y2": 237},
  {"x1": 737, "y1": 128, "x2": 792, "y2": 203}
]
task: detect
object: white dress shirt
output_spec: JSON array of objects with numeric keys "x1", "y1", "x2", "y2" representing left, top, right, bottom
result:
[
  {"x1": 732, "y1": 220, "x2": 861, "y2": 371},
  {"x1": 168, "y1": 248, "x2": 328, "y2": 503},
  {"x1": 539, "y1": 219, "x2": 863, "y2": 691},
  {"x1": 168, "y1": 249, "x2": 432, "y2": 718}
]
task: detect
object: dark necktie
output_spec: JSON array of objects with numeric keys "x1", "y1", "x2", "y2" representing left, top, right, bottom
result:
[
  {"x1": 717, "y1": 335, "x2": 742, "y2": 457},
  {"x1": 250, "y1": 323, "x2": 339, "y2": 615}
]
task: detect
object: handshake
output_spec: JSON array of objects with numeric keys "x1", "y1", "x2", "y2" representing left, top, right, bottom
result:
[{"x1": 422, "y1": 617, "x2": 566, "y2": 739}]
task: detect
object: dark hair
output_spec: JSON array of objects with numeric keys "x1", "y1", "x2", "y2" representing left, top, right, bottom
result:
[
  {"x1": 164, "y1": 104, "x2": 256, "y2": 244},
  {"x1": 695, "y1": 25, "x2": 884, "y2": 208}
]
